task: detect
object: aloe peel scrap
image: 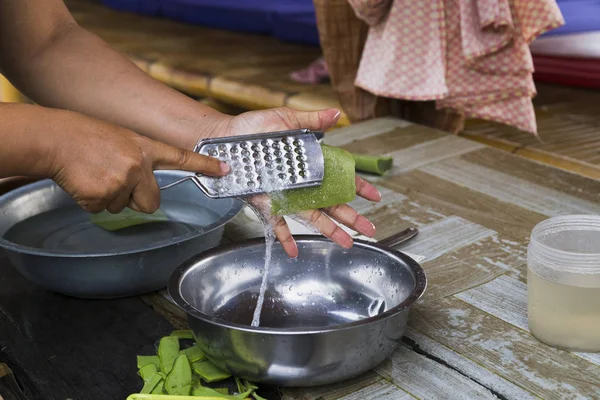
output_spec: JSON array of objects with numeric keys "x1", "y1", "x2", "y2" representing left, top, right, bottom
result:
[{"x1": 131, "y1": 330, "x2": 265, "y2": 399}]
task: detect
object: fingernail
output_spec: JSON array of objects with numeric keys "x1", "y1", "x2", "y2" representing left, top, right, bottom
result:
[
  {"x1": 356, "y1": 216, "x2": 376, "y2": 236},
  {"x1": 220, "y1": 162, "x2": 230, "y2": 174}
]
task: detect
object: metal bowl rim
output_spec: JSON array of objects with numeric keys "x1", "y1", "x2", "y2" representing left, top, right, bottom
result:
[
  {"x1": 168, "y1": 235, "x2": 427, "y2": 335},
  {"x1": 0, "y1": 175, "x2": 243, "y2": 258}
]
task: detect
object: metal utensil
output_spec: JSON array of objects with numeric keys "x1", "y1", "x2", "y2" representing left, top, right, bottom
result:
[
  {"x1": 168, "y1": 231, "x2": 426, "y2": 387},
  {"x1": 160, "y1": 129, "x2": 325, "y2": 198},
  {"x1": 0, "y1": 171, "x2": 243, "y2": 299}
]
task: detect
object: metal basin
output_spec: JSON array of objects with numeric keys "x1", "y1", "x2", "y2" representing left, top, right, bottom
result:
[
  {"x1": 0, "y1": 171, "x2": 242, "y2": 299},
  {"x1": 169, "y1": 236, "x2": 426, "y2": 387}
]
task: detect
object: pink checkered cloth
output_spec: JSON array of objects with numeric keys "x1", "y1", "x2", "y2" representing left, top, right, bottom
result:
[{"x1": 348, "y1": 0, "x2": 564, "y2": 134}]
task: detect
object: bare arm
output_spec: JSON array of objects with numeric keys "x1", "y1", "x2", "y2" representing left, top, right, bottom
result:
[{"x1": 0, "y1": 0, "x2": 226, "y2": 150}]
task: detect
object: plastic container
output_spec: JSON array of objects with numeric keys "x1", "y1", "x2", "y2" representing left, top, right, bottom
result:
[{"x1": 527, "y1": 215, "x2": 600, "y2": 352}]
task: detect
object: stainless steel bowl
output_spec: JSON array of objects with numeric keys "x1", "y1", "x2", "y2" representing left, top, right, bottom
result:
[
  {"x1": 168, "y1": 235, "x2": 426, "y2": 387},
  {"x1": 0, "y1": 171, "x2": 242, "y2": 299}
]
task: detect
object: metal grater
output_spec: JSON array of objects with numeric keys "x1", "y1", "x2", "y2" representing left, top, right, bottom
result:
[{"x1": 160, "y1": 129, "x2": 325, "y2": 199}]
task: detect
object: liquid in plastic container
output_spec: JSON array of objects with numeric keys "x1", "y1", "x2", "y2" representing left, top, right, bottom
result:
[{"x1": 527, "y1": 215, "x2": 600, "y2": 352}]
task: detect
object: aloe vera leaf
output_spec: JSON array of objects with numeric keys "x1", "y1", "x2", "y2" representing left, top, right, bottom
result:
[
  {"x1": 90, "y1": 208, "x2": 168, "y2": 231},
  {"x1": 127, "y1": 395, "x2": 228, "y2": 400},
  {"x1": 151, "y1": 380, "x2": 165, "y2": 394},
  {"x1": 139, "y1": 364, "x2": 158, "y2": 381},
  {"x1": 191, "y1": 360, "x2": 231, "y2": 383},
  {"x1": 179, "y1": 345, "x2": 205, "y2": 363},
  {"x1": 243, "y1": 380, "x2": 258, "y2": 390},
  {"x1": 164, "y1": 355, "x2": 192, "y2": 395},
  {"x1": 352, "y1": 153, "x2": 393, "y2": 176},
  {"x1": 191, "y1": 386, "x2": 252, "y2": 399},
  {"x1": 214, "y1": 388, "x2": 229, "y2": 395},
  {"x1": 253, "y1": 393, "x2": 268, "y2": 400},
  {"x1": 137, "y1": 355, "x2": 160, "y2": 370},
  {"x1": 140, "y1": 374, "x2": 162, "y2": 394},
  {"x1": 158, "y1": 336, "x2": 180, "y2": 374},
  {"x1": 170, "y1": 330, "x2": 194, "y2": 340},
  {"x1": 271, "y1": 144, "x2": 356, "y2": 215},
  {"x1": 234, "y1": 377, "x2": 245, "y2": 394}
]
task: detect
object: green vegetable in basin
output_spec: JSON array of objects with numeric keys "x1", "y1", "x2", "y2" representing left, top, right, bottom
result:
[
  {"x1": 90, "y1": 207, "x2": 168, "y2": 231},
  {"x1": 165, "y1": 355, "x2": 192, "y2": 395},
  {"x1": 140, "y1": 374, "x2": 163, "y2": 394},
  {"x1": 352, "y1": 153, "x2": 393, "y2": 176},
  {"x1": 271, "y1": 144, "x2": 356, "y2": 215}
]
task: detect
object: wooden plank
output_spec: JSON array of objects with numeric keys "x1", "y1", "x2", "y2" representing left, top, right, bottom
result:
[
  {"x1": 404, "y1": 328, "x2": 538, "y2": 399},
  {"x1": 323, "y1": 118, "x2": 413, "y2": 147},
  {"x1": 461, "y1": 149, "x2": 600, "y2": 204},
  {"x1": 410, "y1": 297, "x2": 600, "y2": 398},
  {"x1": 420, "y1": 157, "x2": 600, "y2": 217},
  {"x1": 382, "y1": 170, "x2": 547, "y2": 241},
  {"x1": 338, "y1": 125, "x2": 445, "y2": 157},
  {"x1": 455, "y1": 274, "x2": 600, "y2": 368},
  {"x1": 421, "y1": 234, "x2": 526, "y2": 301},
  {"x1": 282, "y1": 371, "x2": 413, "y2": 400},
  {"x1": 384, "y1": 137, "x2": 485, "y2": 176},
  {"x1": 374, "y1": 346, "x2": 498, "y2": 399},
  {"x1": 402, "y1": 216, "x2": 495, "y2": 263}
]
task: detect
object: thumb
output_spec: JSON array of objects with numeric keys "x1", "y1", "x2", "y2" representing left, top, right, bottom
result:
[
  {"x1": 147, "y1": 140, "x2": 230, "y2": 176},
  {"x1": 280, "y1": 108, "x2": 340, "y2": 131}
]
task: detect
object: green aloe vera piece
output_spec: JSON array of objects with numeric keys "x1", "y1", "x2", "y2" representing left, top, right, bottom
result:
[
  {"x1": 158, "y1": 336, "x2": 180, "y2": 374},
  {"x1": 127, "y1": 395, "x2": 230, "y2": 400},
  {"x1": 151, "y1": 380, "x2": 165, "y2": 394},
  {"x1": 214, "y1": 388, "x2": 229, "y2": 395},
  {"x1": 137, "y1": 355, "x2": 160, "y2": 370},
  {"x1": 191, "y1": 386, "x2": 252, "y2": 399},
  {"x1": 352, "y1": 153, "x2": 393, "y2": 176},
  {"x1": 164, "y1": 355, "x2": 192, "y2": 395},
  {"x1": 180, "y1": 346, "x2": 205, "y2": 363},
  {"x1": 90, "y1": 208, "x2": 168, "y2": 231},
  {"x1": 139, "y1": 364, "x2": 158, "y2": 381},
  {"x1": 140, "y1": 374, "x2": 162, "y2": 394},
  {"x1": 271, "y1": 144, "x2": 356, "y2": 215},
  {"x1": 191, "y1": 360, "x2": 231, "y2": 383},
  {"x1": 170, "y1": 330, "x2": 194, "y2": 340}
]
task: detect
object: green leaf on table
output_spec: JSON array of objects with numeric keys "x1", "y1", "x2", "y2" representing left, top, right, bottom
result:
[
  {"x1": 140, "y1": 373, "x2": 162, "y2": 394},
  {"x1": 180, "y1": 345, "x2": 205, "y2": 363},
  {"x1": 191, "y1": 360, "x2": 231, "y2": 383},
  {"x1": 90, "y1": 208, "x2": 168, "y2": 231},
  {"x1": 170, "y1": 329, "x2": 194, "y2": 340},
  {"x1": 164, "y1": 355, "x2": 192, "y2": 395},
  {"x1": 137, "y1": 355, "x2": 160, "y2": 370},
  {"x1": 158, "y1": 336, "x2": 180, "y2": 374},
  {"x1": 138, "y1": 364, "x2": 158, "y2": 381}
]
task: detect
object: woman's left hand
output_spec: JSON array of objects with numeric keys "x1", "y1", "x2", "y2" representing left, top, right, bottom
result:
[{"x1": 211, "y1": 107, "x2": 381, "y2": 258}]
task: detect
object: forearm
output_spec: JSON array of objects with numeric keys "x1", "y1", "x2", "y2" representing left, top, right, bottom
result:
[
  {"x1": 2, "y1": 21, "x2": 226, "y2": 150},
  {"x1": 0, "y1": 103, "x2": 64, "y2": 178}
]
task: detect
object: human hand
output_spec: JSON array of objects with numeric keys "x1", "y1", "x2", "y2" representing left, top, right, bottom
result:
[
  {"x1": 215, "y1": 107, "x2": 381, "y2": 258},
  {"x1": 49, "y1": 112, "x2": 229, "y2": 214}
]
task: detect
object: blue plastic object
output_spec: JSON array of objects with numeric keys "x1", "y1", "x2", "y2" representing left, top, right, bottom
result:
[
  {"x1": 99, "y1": 0, "x2": 161, "y2": 15},
  {"x1": 161, "y1": 0, "x2": 282, "y2": 34},
  {"x1": 543, "y1": 0, "x2": 600, "y2": 36}
]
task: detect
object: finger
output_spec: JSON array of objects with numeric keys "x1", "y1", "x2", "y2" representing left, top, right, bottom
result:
[
  {"x1": 146, "y1": 140, "x2": 230, "y2": 177},
  {"x1": 323, "y1": 204, "x2": 376, "y2": 238},
  {"x1": 272, "y1": 216, "x2": 299, "y2": 258},
  {"x1": 79, "y1": 199, "x2": 109, "y2": 214},
  {"x1": 106, "y1": 189, "x2": 133, "y2": 214},
  {"x1": 299, "y1": 209, "x2": 354, "y2": 249},
  {"x1": 356, "y1": 176, "x2": 381, "y2": 202},
  {"x1": 276, "y1": 107, "x2": 340, "y2": 131},
  {"x1": 128, "y1": 169, "x2": 161, "y2": 213}
]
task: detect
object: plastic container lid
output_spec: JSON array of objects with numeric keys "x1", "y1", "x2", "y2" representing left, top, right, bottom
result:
[{"x1": 528, "y1": 215, "x2": 600, "y2": 288}]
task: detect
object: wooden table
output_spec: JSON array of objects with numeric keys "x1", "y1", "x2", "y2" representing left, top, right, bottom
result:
[{"x1": 2, "y1": 117, "x2": 600, "y2": 399}]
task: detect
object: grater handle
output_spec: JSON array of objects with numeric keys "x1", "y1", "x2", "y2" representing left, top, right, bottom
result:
[{"x1": 158, "y1": 175, "x2": 217, "y2": 198}]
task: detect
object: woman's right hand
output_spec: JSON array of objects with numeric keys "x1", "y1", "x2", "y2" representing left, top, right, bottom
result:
[{"x1": 48, "y1": 111, "x2": 229, "y2": 214}]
